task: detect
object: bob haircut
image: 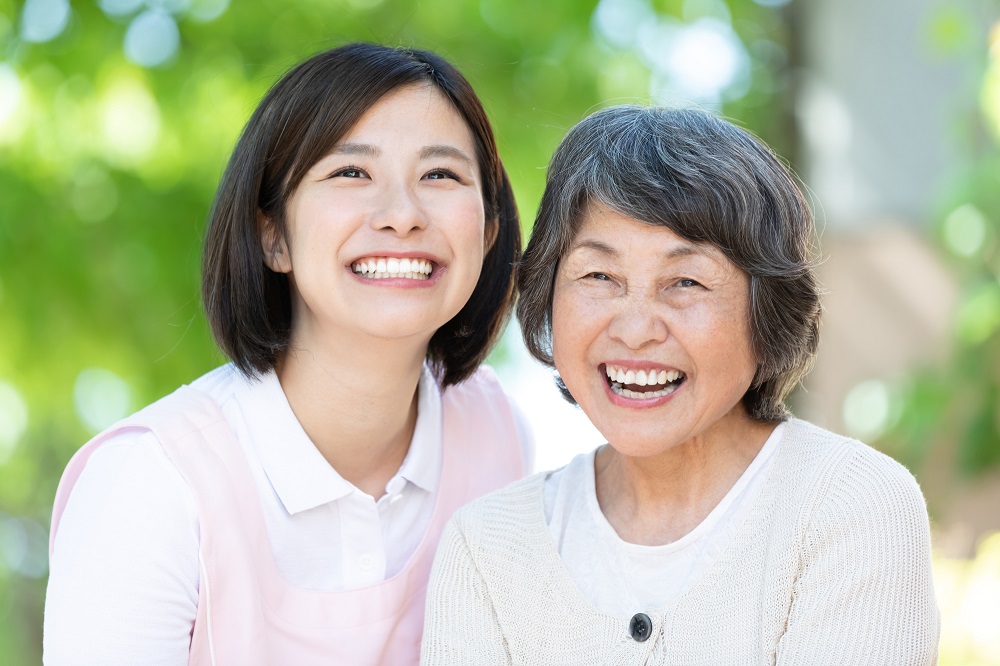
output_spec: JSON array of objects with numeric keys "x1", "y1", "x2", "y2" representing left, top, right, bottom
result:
[
  {"x1": 202, "y1": 43, "x2": 520, "y2": 388},
  {"x1": 517, "y1": 106, "x2": 820, "y2": 422}
]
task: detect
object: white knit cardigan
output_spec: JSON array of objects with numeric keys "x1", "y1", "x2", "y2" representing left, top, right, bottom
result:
[{"x1": 421, "y1": 419, "x2": 939, "y2": 665}]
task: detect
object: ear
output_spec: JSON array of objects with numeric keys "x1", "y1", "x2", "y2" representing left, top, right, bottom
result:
[
  {"x1": 483, "y1": 215, "x2": 500, "y2": 255},
  {"x1": 258, "y1": 209, "x2": 291, "y2": 273}
]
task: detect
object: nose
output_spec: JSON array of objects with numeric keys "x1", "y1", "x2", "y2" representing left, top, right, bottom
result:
[
  {"x1": 606, "y1": 298, "x2": 669, "y2": 350},
  {"x1": 373, "y1": 182, "x2": 428, "y2": 235}
]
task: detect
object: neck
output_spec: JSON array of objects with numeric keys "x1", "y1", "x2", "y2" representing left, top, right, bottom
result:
[
  {"x1": 595, "y1": 413, "x2": 776, "y2": 546},
  {"x1": 276, "y1": 330, "x2": 429, "y2": 499}
]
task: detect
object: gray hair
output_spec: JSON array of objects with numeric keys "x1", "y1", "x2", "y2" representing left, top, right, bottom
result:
[{"x1": 516, "y1": 105, "x2": 821, "y2": 422}]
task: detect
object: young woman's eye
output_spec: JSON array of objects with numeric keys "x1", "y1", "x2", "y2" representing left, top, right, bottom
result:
[
  {"x1": 425, "y1": 168, "x2": 460, "y2": 181},
  {"x1": 331, "y1": 166, "x2": 367, "y2": 179}
]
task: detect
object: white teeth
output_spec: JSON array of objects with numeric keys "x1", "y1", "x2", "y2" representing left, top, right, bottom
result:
[
  {"x1": 604, "y1": 365, "x2": 685, "y2": 389},
  {"x1": 351, "y1": 257, "x2": 433, "y2": 280}
]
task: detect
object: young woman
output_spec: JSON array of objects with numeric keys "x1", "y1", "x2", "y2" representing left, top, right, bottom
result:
[{"x1": 44, "y1": 43, "x2": 530, "y2": 666}]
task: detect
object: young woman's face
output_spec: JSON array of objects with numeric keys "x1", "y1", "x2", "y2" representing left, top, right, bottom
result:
[
  {"x1": 263, "y1": 84, "x2": 488, "y2": 353},
  {"x1": 551, "y1": 203, "x2": 759, "y2": 457}
]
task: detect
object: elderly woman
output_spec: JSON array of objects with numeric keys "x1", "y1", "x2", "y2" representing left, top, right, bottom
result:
[{"x1": 421, "y1": 106, "x2": 939, "y2": 664}]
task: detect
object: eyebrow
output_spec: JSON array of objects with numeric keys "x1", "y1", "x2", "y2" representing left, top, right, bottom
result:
[
  {"x1": 419, "y1": 145, "x2": 475, "y2": 167},
  {"x1": 568, "y1": 237, "x2": 708, "y2": 262},
  {"x1": 327, "y1": 143, "x2": 474, "y2": 168},
  {"x1": 329, "y1": 143, "x2": 380, "y2": 157}
]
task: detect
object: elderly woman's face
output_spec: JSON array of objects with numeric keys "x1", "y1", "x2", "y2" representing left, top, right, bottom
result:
[{"x1": 551, "y1": 203, "x2": 759, "y2": 456}]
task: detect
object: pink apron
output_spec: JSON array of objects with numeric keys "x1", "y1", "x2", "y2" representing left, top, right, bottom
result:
[{"x1": 50, "y1": 368, "x2": 524, "y2": 665}]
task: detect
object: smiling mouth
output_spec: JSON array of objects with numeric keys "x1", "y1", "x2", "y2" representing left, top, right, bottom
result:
[
  {"x1": 351, "y1": 256, "x2": 434, "y2": 280},
  {"x1": 604, "y1": 364, "x2": 686, "y2": 400}
]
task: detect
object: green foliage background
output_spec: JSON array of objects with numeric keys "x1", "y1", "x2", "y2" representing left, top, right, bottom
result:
[{"x1": 1, "y1": 0, "x2": 997, "y2": 663}]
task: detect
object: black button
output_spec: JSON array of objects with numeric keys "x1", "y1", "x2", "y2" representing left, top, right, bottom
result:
[{"x1": 629, "y1": 612, "x2": 652, "y2": 642}]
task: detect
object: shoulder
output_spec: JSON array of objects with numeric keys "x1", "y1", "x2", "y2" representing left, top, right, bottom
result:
[
  {"x1": 72, "y1": 429, "x2": 191, "y2": 496},
  {"x1": 779, "y1": 419, "x2": 922, "y2": 495},
  {"x1": 782, "y1": 419, "x2": 930, "y2": 546},
  {"x1": 51, "y1": 429, "x2": 199, "y2": 557},
  {"x1": 448, "y1": 472, "x2": 550, "y2": 548}
]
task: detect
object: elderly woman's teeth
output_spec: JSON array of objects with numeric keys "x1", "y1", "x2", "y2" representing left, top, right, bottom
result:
[
  {"x1": 605, "y1": 364, "x2": 684, "y2": 399},
  {"x1": 352, "y1": 257, "x2": 433, "y2": 280}
]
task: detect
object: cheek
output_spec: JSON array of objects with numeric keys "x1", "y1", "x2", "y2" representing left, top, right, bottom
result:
[
  {"x1": 550, "y1": 286, "x2": 600, "y2": 387},
  {"x1": 697, "y1": 307, "x2": 757, "y2": 389}
]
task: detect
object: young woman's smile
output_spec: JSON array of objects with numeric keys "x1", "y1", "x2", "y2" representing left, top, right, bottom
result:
[{"x1": 263, "y1": 83, "x2": 488, "y2": 350}]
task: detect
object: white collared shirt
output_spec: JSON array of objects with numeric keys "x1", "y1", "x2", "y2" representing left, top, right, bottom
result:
[{"x1": 44, "y1": 363, "x2": 532, "y2": 665}]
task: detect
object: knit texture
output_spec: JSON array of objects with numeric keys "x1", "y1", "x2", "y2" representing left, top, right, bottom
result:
[{"x1": 421, "y1": 419, "x2": 939, "y2": 665}]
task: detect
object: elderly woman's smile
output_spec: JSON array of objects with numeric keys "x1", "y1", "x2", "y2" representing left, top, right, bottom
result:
[
  {"x1": 602, "y1": 363, "x2": 685, "y2": 399},
  {"x1": 551, "y1": 203, "x2": 759, "y2": 457}
]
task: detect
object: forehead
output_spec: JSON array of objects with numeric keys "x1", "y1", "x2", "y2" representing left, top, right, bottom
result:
[
  {"x1": 338, "y1": 83, "x2": 474, "y2": 145},
  {"x1": 567, "y1": 203, "x2": 732, "y2": 266}
]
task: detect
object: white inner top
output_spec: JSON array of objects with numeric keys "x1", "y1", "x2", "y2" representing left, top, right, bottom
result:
[{"x1": 543, "y1": 422, "x2": 785, "y2": 616}]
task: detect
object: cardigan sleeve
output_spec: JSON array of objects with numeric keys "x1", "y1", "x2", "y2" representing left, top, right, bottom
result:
[
  {"x1": 776, "y1": 445, "x2": 939, "y2": 664},
  {"x1": 421, "y1": 517, "x2": 512, "y2": 665}
]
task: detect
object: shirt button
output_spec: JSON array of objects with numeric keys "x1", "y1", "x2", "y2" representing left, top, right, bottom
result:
[
  {"x1": 629, "y1": 613, "x2": 652, "y2": 642},
  {"x1": 359, "y1": 554, "x2": 376, "y2": 571}
]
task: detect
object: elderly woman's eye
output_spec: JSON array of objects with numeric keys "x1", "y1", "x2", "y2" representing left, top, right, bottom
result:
[
  {"x1": 678, "y1": 278, "x2": 701, "y2": 288},
  {"x1": 588, "y1": 272, "x2": 612, "y2": 281}
]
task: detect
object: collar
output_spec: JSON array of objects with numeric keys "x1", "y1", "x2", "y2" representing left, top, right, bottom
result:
[{"x1": 233, "y1": 363, "x2": 442, "y2": 515}]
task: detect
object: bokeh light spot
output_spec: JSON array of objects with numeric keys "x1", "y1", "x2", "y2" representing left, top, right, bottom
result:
[
  {"x1": 0, "y1": 63, "x2": 23, "y2": 130},
  {"x1": 19, "y1": 0, "x2": 70, "y2": 43},
  {"x1": 124, "y1": 10, "x2": 180, "y2": 68},
  {"x1": 592, "y1": 0, "x2": 656, "y2": 50},
  {"x1": 74, "y1": 368, "x2": 133, "y2": 434},
  {"x1": 146, "y1": 0, "x2": 192, "y2": 14},
  {"x1": 842, "y1": 379, "x2": 894, "y2": 441},
  {"x1": 640, "y1": 18, "x2": 749, "y2": 105},
  {"x1": 98, "y1": 0, "x2": 144, "y2": 17},
  {"x1": 957, "y1": 283, "x2": 1000, "y2": 346},
  {"x1": 188, "y1": 0, "x2": 230, "y2": 22},
  {"x1": 943, "y1": 203, "x2": 987, "y2": 257},
  {"x1": 99, "y1": 75, "x2": 162, "y2": 165},
  {"x1": 0, "y1": 516, "x2": 48, "y2": 578},
  {"x1": 0, "y1": 381, "x2": 28, "y2": 464}
]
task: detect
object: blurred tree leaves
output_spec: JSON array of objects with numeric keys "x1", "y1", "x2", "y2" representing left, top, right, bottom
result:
[
  {"x1": 0, "y1": 0, "x2": 794, "y2": 661},
  {"x1": 880, "y1": 7, "x2": 1000, "y2": 482}
]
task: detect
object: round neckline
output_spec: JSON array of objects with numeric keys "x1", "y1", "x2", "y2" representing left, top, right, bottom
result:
[
  {"x1": 533, "y1": 420, "x2": 793, "y2": 622},
  {"x1": 583, "y1": 422, "x2": 786, "y2": 554}
]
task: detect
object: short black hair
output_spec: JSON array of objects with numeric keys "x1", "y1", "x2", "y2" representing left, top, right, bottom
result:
[
  {"x1": 202, "y1": 43, "x2": 520, "y2": 387},
  {"x1": 517, "y1": 106, "x2": 820, "y2": 421}
]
